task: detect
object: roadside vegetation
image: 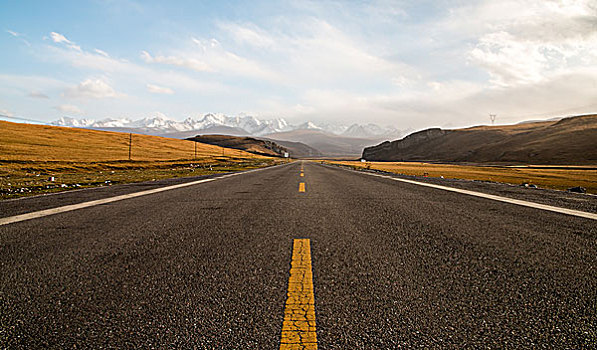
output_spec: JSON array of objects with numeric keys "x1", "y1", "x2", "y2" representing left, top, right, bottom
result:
[
  {"x1": 0, "y1": 121, "x2": 283, "y2": 199},
  {"x1": 328, "y1": 160, "x2": 597, "y2": 194}
]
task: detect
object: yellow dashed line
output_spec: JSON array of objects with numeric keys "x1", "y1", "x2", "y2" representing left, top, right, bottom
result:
[
  {"x1": 300, "y1": 172, "x2": 304, "y2": 177},
  {"x1": 299, "y1": 182, "x2": 306, "y2": 192},
  {"x1": 280, "y1": 239, "x2": 317, "y2": 350}
]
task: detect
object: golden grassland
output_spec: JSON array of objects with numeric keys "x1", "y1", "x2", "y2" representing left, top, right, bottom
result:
[
  {"x1": 0, "y1": 121, "x2": 282, "y2": 199},
  {"x1": 328, "y1": 161, "x2": 597, "y2": 194},
  {"x1": 0, "y1": 120, "x2": 262, "y2": 161}
]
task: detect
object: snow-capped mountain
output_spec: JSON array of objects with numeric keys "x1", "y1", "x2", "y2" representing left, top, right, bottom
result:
[
  {"x1": 51, "y1": 113, "x2": 402, "y2": 139},
  {"x1": 342, "y1": 123, "x2": 401, "y2": 138},
  {"x1": 52, "y1": 116, "x2": 96, "y2": 128}
]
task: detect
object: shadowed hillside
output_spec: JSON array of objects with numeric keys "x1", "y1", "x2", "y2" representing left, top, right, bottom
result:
[
  {"x1": 187, "y1": 134, "x2": 288, "y2": 157},
  {"x1": 363, "y1": 115, "x2": 597, "y2": 165}
]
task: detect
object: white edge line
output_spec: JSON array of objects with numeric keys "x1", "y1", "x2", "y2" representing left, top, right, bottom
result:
[
  {"x1": 0, "y1": 162, "x2": 292, "y2": 226},
  {"x1": 338, "y1": 166, "x2": 597, "y2": 221}
]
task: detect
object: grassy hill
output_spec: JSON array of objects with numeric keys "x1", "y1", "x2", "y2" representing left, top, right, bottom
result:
[
  {"x1": 0, "y1": 121, "x2": 277, "y2": 199},
  {"x1": 186, "y1": 134, "x2": 287, "y2": 157},
  {"x1": 363, "y1": 114, "x2": 597, "y2": 165},
  {"x1": 0, "y1": 121, "x2": 261, "y2": 161}
]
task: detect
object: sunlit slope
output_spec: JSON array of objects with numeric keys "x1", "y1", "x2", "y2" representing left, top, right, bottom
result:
[{"x1": 0, "y1": 121, "x2": 265, "y2": 161}]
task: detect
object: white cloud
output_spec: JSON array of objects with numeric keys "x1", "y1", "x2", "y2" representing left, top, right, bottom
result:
[
  {"x1": 146, "y1": 83, "x2": 174, "y2": 94},
  {"x1": 46, "y1": 44, "x2": 230, "y2": 94},
  {"x1": 50, "y1": 32, "x2": 69, "y2": 43},
  {"x1": 372, "y1": 69, "x2": 597, "y2": 128},
  {"x1": 50, "y1": 32, "x2": 81, "y2": 51},
  {"x1": 28, "y1": 91, "x2": 49, "y2": 99},
  {"x1": 469, "y1": 31, "x2": 549, "y2": 87},
  {"x1": 64, "y1": 79, "x2": 123, "y2": 99},
  {"x1": 141, "y1": 50, "x2": 213, "y2": 72},
  {"x1": 0, "y1": 74, "x2": 69, "y2": 93},
  {"x1": 7, "y1": 30, "x2": 21, "y2": 37},
  {"x1": 6, "y1": 29, "x2": 31, "y2": 46},
  {"x1": 0, "y1": 109, "x2": 14, "y2": 117},
  {"x1": 458, "y1": 0, "x2": 597, "y2": 87},
  {"x1": 94, "y1": 49, "x2": 109, "y2": 57},
  {"x1": 142, "y1": 38, "x2": 281, "y2": 82},
  {"x1": 217, "y1": 22, "x2": 275, "y2": 48},
  {"x1": 54, "y1": 104, "x2": 83, "y2": 115}
]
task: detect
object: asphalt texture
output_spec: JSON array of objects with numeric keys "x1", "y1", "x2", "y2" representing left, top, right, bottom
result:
[{"x1": 1, "y1": 161, "x2": 595, "y2": 348}]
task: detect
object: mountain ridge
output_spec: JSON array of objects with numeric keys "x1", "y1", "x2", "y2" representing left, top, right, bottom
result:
[
  {"x1": 51, "y1": 114, "x2": 401, "y2": 140},
  {"x1": 362, "y1": 114, "x2": 597, "y2": 165}
]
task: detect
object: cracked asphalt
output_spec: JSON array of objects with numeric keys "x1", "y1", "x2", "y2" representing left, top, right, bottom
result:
[{"x1": 1, "y1": 161, "x2": 595, "y2": 348}]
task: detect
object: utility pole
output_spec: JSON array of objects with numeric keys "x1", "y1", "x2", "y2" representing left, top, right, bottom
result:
[
  {"x1": 128, "y1": 133, "x2": 132, "y2": 160},
  {"x1": 489, "y1": 114, "x2": 497, "y2": 125},
  {"x1": 194, "y1": 141, "x2": 197, "y2": 159}
]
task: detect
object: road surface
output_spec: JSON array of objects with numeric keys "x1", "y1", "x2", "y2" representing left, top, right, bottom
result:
[{"x1": 1, "y1": 161, "x2": 595, "y2": 348}]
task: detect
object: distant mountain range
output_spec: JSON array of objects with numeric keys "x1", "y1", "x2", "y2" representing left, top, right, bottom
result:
[{"x1": 51, "y1": 113, "x2": 402, "y2": 140}]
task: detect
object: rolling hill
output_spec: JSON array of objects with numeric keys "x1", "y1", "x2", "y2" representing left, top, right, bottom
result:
[
  {"x1": 0, "y1": 120, "x2": 262, "y2": 162},
  {"x1": 186, "y1": 135, "x2": 287, "y2": 157},
  {"x1": 185, "y1": 134, "x2": 322, "y2": 158},
  {"x1": 362, "y1": 114, "x2": 597, "y2": 164},
  {"x1": 256, "y1": 138, "x2": 323, "y2": 158}
]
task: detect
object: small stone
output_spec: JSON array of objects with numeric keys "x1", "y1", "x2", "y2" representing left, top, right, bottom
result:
[{"x1": 567, "y1": 186, "x2": 586, "y2": 193}]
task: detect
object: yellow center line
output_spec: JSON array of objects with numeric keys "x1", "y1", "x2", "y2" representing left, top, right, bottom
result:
[
  {"x1": 300, "y1": 172, "x2": 304, "y2": 177},
  {"x1": 299, "y1": 182, "x2": 306, "y2": 192},
  {"x1": 280, "y1": 239, "x2": 318, "y2": 350}
]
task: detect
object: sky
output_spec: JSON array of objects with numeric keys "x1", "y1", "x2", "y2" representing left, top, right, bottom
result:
[{"x1": 1, "y1": 0, "x2": 596, "y2": 130}]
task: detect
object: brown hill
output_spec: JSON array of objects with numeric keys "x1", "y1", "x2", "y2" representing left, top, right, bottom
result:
[
  {"x1": 362, "y1": 114, "x2": 597, "y2": 165},
  {"x1": 187, "y1": 134, "x2": 288, "y2": 157},
  {"x1": 257, "y1": 137, "x2": 323, "y2": 158}
]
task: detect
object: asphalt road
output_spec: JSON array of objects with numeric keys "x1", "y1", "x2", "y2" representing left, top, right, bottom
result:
[{"x1": 1, "y1": 161, "x2": 595, "y2": 348}]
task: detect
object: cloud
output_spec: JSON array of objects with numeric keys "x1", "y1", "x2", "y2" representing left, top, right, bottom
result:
[
  {"x1": 453, "y1": 0, "x2": 597, "y2": 87},
  {"x1": 28, "y1": 91, "x2": 49, "y2": 99},
  {"x1": 0, "y1": 74, "x2": 69, "y2": 94},
  {"x1": 217, "y1": 22, "x2": 275, "y2": 48},
  {"x1": 54, "y1": 104, "x2": 83, "y2": 115},
  {"x1": 94, "y1": 49, "x2": 110, "y2": 57},
  {"x1": 141, "y1": 38, "x2": 280, "y2": 82},
  {"x1": 64, "y1": 79, "x2": 123, "y2": 99},
  {"x1": 45, "y1": 43, "x2": 230, "y2": 94},
  {"x1": 146, "y1": 83, "x2": 174, "y2": 94},
  {"x1": 0, "y1": 109, "x2": 14, "y2": 117},
  {"x1": 141, "y1": 50, "x2": 213, "y2": 72},
  {"x1": 6, "y1": 30, "x2": 21, "y2": 37},
  {"x1": 50, "y1": 32, "x2": 81, "y2": 51},
  {"x1": 6, "y1": 29, "x2": 31, "y2": 46},
  {"x1": 371, "y1": 69, "x2": 597, "y2": 128},
  {"x1": 214, "y1": 19, "x2": 417, "y2": 87}
]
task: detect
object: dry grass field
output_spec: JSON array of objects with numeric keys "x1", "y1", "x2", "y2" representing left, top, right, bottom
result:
[
  {"x1": 329, "y1": 161, "x2": 597, "y2": 194},
  {"x1": 0, "y1": 121, "x2": 281, "y2": 199},
  {"x1": 0, "y1": 121, "x2": 262, "y2": 161}
]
